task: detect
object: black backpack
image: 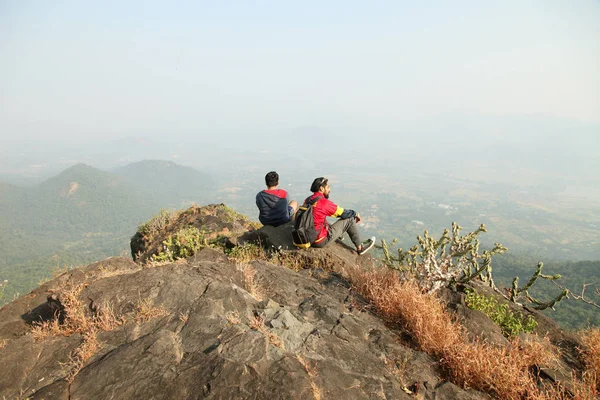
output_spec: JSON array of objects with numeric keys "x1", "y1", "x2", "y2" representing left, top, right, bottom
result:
[{"x1": 292, "y1": 196, "x2": 322, "y2": 249}]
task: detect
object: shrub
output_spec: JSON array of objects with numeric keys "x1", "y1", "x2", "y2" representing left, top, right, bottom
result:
[
  {"x1": 465, "y1": 289, "x2": 538, "y2": 337},
  {"x1": 345, "y1": 266, "x2": 565, "y2": 399},
  {"x1": 226, "y1": 243, "x2": 267, "y2": 263},
  {"x1": 137, "y1": 209, "x2": 178, "y2": 239},
  {"x1": 153, "y1": 226, "x2": 206, "y2": 262}
]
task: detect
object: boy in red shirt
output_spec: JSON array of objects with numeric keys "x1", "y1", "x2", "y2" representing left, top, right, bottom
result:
[{"x1": 305, "y1": 177, "x2": 375, "y2": 255}]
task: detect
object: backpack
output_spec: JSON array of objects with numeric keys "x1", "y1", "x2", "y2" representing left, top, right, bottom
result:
[{"x1": 292, "y1": 196, "x2": 322, "y2": 249}]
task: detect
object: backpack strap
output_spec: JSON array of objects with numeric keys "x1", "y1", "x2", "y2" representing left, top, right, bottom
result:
[{"x1": 305, "y1": 195, "x2": 322, "y2": 207}]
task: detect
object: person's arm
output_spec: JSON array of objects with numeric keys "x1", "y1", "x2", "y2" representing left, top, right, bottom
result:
[{"x1": 328, "y1": 201, "x2": 357, "y2": 219}]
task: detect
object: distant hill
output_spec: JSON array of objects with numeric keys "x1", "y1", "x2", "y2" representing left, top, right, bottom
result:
[
  {"x1": 0, "y1": 161, "x2": 216, "y2": 302},
  {"x1": 113, "y1": 160, "x2": 216, "y2": 208}
]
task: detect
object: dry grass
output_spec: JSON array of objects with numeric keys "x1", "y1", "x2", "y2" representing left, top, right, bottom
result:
[
  {"x1": 345, "y1": 266, "x2": 596, "y2": 400},
  {"x1": 250, "y1": 316, "x2": 285, "y2": 349},
  {"x1": 296, "y1": 354, "x2": 321, "y2": 400},
  {"x1": 93, "y1": 302, "x2": 125, "y2": 332},
  {"x1": 270, "y1": 251, "x2": 308, "y2": 272},
  {"x1": 134, "y1": 297, "x2": 169, "y2": 323},
  {"x1": 52, "y1": 264, "x2": 71, "y2": 279},
  {"x1": 30, "y1": 284, "x2": 125, "y2": 382},
  {"x1": 179, "y1": 311, "x2": 190, "y2": 324},
  {"x1": 242, "y1": 265, "x2": 265, "y2": 300},
  {"x1": 31, "y1": 284, "x2": 89, "y2": 339},
  {"x1": 226, "y1": 311, "x2": 241, "y2": 325},
  {"x1": 31, "y1": 318, "x2": 63, "y2": 340},
  {"x1": 228, "y1": 243, "x2": 269, "y2": 264},
  {"x1": 62, "y1": 329, "x2": 101, "y2": 383},
  {"x1": 580, "y1": 327, "x2": 600, "y2": 394}
]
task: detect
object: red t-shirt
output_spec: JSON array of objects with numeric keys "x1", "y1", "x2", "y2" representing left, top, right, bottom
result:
[{"x1": 307, "y1": 193, "x2": 345, "y2": 243}]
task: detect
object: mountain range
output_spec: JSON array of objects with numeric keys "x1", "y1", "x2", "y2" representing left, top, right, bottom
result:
[{"x1": 0, "y1": 161, "x2": 217, "y2": 301}]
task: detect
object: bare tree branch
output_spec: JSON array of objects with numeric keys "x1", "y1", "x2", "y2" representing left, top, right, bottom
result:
[{"x1": 550, "y1": 280, "x2": 600, "y2": 310}]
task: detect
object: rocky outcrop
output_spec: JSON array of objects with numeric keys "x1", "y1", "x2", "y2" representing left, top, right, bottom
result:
[
  {"x1": 0, "y1": 204, "x2": 588, "y2": 399},
  {"x1": 131, "y1": 203, "x2": 259, "y2": 264},
  {"x1": 0, "y1": 243, "x2": 491, "y2": 399}
]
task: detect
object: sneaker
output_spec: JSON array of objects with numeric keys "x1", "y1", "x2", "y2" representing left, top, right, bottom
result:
[{"x1": 358, "y1": 236, "x2": 376, "y2": 255}]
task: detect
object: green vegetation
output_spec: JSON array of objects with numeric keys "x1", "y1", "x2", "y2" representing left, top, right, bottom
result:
[
  {"x1": 378, "y1": 222, "x2": 595, "y2": 330},
  {"x1": 226, "y1": 243, "x2": 265, "y2": 263},
  {"x1": 0, "y1": 163, "x2": 212, "y2": 304},
  {"x1": 465, "y1": 289, "x2": 538, "y2": 337},
  {"x1": 494, "y1": 255, "x2": 600, "y2": 330},
  {"x1": 153, "y1": 226, "x2": 206, "y2": 262},
  {"x1": 0, "y1": 279, "x2": 7, "y2": 303},
  {"x1": 509, "y1": 261, "x2": 568, "y2": 310},
  {"x1": 114, "y1": 160, "x2": 215, "y2": 208},
  {"x1": 137, "y1": 209, "x2": 178, "y2": 239},
  {"x1": 378, "y1": 222, "x2": 507, "y2": 293}
]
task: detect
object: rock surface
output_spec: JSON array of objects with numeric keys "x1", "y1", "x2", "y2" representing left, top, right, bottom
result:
[
  {"x1": 0, "y1": 244, "x2": 492, "y2": 400},
  {"x1": 0, "y1": 204, "x2": 586, "y2": 399}
]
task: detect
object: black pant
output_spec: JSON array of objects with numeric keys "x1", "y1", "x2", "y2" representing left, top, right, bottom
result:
[{"x1": 314, "y1": 218, "x2": 361, "y2": 249}]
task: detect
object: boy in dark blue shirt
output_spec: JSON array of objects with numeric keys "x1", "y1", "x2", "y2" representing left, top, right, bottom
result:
[{"x1": 256, "y1": 171, "x2": 298, "y2": 226}]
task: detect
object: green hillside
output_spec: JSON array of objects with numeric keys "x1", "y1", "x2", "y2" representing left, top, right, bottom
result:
[
  {"x1": 0, "y1": 162, "x2": 216, "y2": 302},
  {"x1": 113, "y1": 160, "x2": 216, "y2": 208},
  {"x1": 493, "y1": 254, "x2": 600, "y2": 330}
]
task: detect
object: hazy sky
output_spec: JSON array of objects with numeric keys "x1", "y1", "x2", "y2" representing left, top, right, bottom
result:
[{"x1": 1, "y1": 1, "x2": 599, "y2": 142}]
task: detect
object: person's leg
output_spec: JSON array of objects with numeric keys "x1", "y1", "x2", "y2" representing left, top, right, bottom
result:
[
  {"x1": 287, "y1": 200, "x2": 299, "y2": 221},
  {"x1": 327, "y1": 218, "x2": 361, "y2": 249},
  {"x1": 289, "y1": 200, "x2": 298, "y2": 215}
]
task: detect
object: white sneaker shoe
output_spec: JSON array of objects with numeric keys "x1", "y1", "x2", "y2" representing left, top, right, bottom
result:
[{"x1": 358, "y1": 236, "x2": 376, "y2": 255}]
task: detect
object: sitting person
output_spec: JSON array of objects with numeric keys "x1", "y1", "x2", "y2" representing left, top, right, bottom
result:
[
  {"x1": 255, "y1": 171, "x2": 298, "y2": 227},
  {"x1": 305, "y1": 177, "x2": 375, "y2": 255}
]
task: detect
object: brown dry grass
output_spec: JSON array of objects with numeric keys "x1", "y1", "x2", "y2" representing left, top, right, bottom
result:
[
  {"x1": 134, "y1": 297, "x2": 169, "y2": 323},
  {"x1": 580, "y1": 327, "x2": 600, "y2": 394},
  {"x1": 250, "y1": 315, "x2": 285, "y2": 349},
  {"x1": 345, "y1": 266, "x2": 596, "y2": 400},
  {"x1": 226, "y1": 310, "x2": 241, "y2": 325},
  {"x1": 179, "y1": 311, "x2": 190, "y2": 324},
  {"x1": 28, "y1": 283, "x2": 178, "y2": 385},
  {"x1": 31, "y1": 284, "x2": 125, "y2": 382},
  {"x1": 62, "y1": 329, "x2": 101, "y2": 383},
  {"x1": 242, "y1": 265, "x2": 265, "y2": 300},
  {"x1": 296, "y1": 354, "x2": 321, "y2": 400}
]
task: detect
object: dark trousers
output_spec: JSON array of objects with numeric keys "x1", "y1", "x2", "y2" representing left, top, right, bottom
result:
[{"x1": 314, "y1": 218, "x2": 361, "y2": 249}]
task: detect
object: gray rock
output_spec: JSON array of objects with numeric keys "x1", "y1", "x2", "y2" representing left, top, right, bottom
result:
[
  {"x1": 2, "y1": 204, "x2": 576, "y2": 400},
  {"x1": 0, "y1": 245, "x2": 465, "y2": 399}
]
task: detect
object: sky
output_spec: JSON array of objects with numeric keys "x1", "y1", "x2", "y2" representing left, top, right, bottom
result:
[{"x1": 1, "y1": 1, "x2": 599, "y2": 143}]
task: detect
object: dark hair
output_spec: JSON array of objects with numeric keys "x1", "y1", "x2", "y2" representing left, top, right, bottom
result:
[
  {"x1": 310, "y1": 177, "x2": 328, "y2": 193},
  {"x1": 265, "y1": 171, "x2": 279, "y2": 187}
]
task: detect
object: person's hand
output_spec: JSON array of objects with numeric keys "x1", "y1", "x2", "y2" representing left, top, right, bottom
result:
[{"x1": 354, "y1": 213, "x2": 361, "y2": 223}]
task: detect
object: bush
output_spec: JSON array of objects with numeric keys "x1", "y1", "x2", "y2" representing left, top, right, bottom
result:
[
  {"x1": 465, "y1": 289, "x2": 537, "y2": 337},
  {"x1": 345, "y1": 266, "x2": 562, "y2": 399},
  {"x1": 137, "y1": 209, "x2": 177, "y2": 239},
  {"x1": 153, "y1": 226, "x2": 206, "y2": 262},
  {"x1": 226, "y1": 243, "x2": 266, "y2": 263}
]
